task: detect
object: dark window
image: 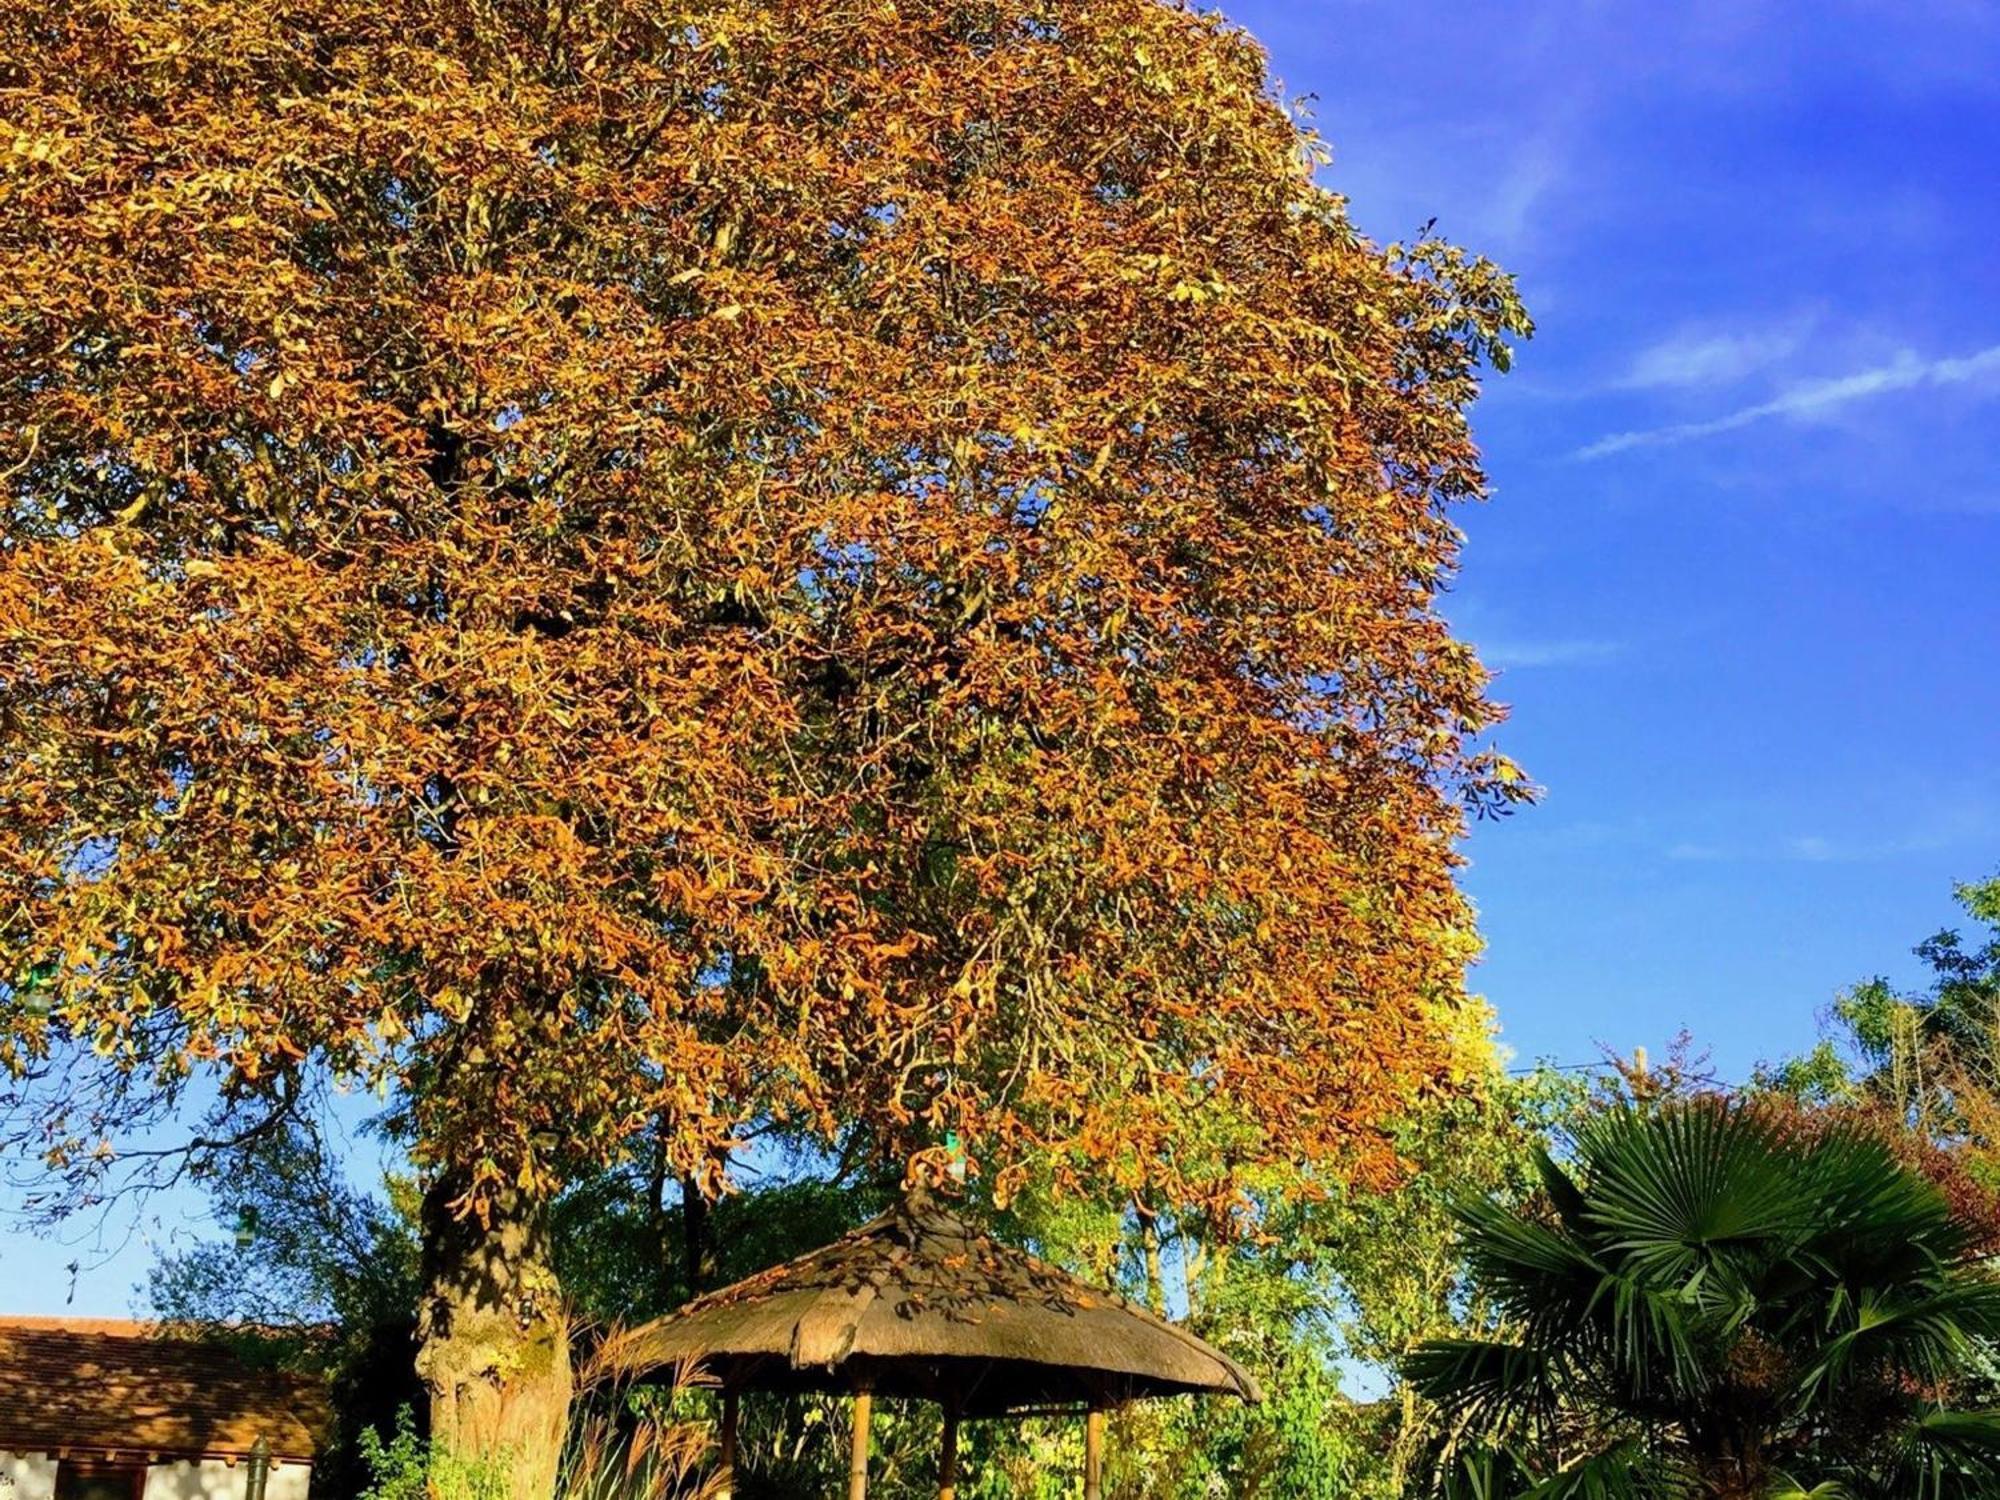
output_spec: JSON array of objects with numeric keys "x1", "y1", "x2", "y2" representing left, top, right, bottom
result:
[{"x1": 55, "y1": 1461, "x2": 146, "y2": 1500}]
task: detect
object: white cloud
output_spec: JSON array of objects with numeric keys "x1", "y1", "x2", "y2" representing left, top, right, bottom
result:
[
  {"x1": 1665, "y1": 836, "x2": 1851, "y2": 864},
  {"x1": 1665, "y1": 814, "x2": 1997, "y2": 866},
  {"x1": 1482, "y1": 135, "x2": 1565, "y2": 252},
  {"x1": 1665, "y1": 841, "x2": 1728, "y2": 862},
  {"x1": 1578, "y1": 342, "x2": 2000, "y2": 459},
  {"x1": 1479, "y1": 637, "x2": 1625, "y2": 669},
  {"x1": 1614, "y1": 326, "x2": 1805, "y2": 390}
]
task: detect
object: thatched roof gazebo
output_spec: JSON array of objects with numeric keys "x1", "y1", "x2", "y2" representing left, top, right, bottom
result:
[{"x1": 597, "y1": 1188, "x2": 1260, "y2": 1498}]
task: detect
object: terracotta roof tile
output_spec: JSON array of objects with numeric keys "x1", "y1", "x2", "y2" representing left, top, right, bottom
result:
[{"x1": 0, "y1": 1317, "x2": 331, "y2": 1461}]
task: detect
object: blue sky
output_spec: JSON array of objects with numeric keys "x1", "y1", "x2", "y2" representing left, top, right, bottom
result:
[
  {"x1": 1222, "y1": 0, "x2": 2000, "y2": 1077},
  {"x1": 7, "y1": 0, "x2": 1999, "y2": 1314}
]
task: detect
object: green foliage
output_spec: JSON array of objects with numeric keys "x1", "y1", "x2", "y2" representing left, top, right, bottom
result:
[
  {"x1": 1249, "y1": 1349, "x2": 1384, "y2": 1500},
  {"x1": 355, "y1": 1409, "x2": 435, "y2": 1500},
  {"x1": 148, "y1": 1118, "x2": 419, "y2": 1335},
  {"x1": 357, "y1": 1408, "x2": 509, "y2": 1500},
  {"x1": 147, "y1": 1118, "x2": 425, "y2": 1500},
  {"x1": 1756, "y1": 872, "x2": 2000, "y2": 1229},
  {"x1": 1854, "y1": 876, "x2": 2000, "y2": 1068},
  {"x1": 1330, "y1": 1067, "x2": 1587, "y2": 1371},
  {"x1": 1768, "y1": 874, "x2": 2000, "y2": 1133},
  {"x1": 1410, "y1": 1097, "x2": 2000, "y2": 1499},
  {"x1": 553, "y1": 1159, "x2": 898, "y2": 1325},
  {"x1": 1753, "y1": 1040, "x2": 1860, "y2": 1107},
  {"x1": 919, "y1": 1059, "x2": 1585, "y2": 1498}
]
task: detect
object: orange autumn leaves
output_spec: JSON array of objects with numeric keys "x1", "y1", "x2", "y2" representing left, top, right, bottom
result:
[{"x1": 0, "y1": 0, "x2": 1529, "y2": 1222}]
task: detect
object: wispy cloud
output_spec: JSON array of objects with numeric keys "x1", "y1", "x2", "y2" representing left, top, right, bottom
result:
[
  {"x1": 1481, "y1": 134, "x2": 1565, "y2": 253},
  {"x1": 1480, "y1": 637, "x2": 1625, "y2": 669},
  {"x1": 1614, "y1": 325, "x2": 1806, "y2": 390},
  {"x1": 1667, "y1": 834, "x2": 1885, "y2": 864},
  {"x1": 1666, "y1": 814, "x2": 1998, "y2": 866},
  {"x1": 1578, "y1": 342, "x2": 2000, "y2": 459},
  {"x1": 1666, "y1": 836, "x2": 1851, "y2": 864},
  {"x1": 1664, "y1": 841, "x2": 1732, "y2": 862}
]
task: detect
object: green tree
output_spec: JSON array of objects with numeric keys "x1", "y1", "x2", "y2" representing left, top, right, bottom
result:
[
  {"x1": 1758, "y1": 875, "x2": 2000, "y2": 1173},
  {"x1": 147, "y1": 1119, "x2": 426, "y2": 1500},
  {"x1": 149, "y1": 1119, "x2": 420, "y2": 1333},
  {"x1": 952, "y1": 1053, "x2": 1584, "y2": 1499},
  {"x1": 1833, "y1": 877, "x2": 2000, "y2": 1136},
  {"x1": 1409, "y1": 1098, "x2": 2000, "y2": 1499}
]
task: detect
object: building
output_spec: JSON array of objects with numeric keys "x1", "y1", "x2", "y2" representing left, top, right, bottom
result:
[{"x1": 0, "y1": 1319, "x2": 330, "y2": 1500}]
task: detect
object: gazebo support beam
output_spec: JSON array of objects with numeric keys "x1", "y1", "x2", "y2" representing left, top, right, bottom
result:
[
  {"x1": 717, "y1": 1389, "x2": 738, "y2": 1500},
  {"x1": 1084, "y1": 1405, "x2": 1105, "y2": 1500},
  {"x1": 849, "y1": 1384, "x2": 874, "y2": 1500},
  {"x1": 938, "y1": 1400, "x2": 960, "y2": 1500}
]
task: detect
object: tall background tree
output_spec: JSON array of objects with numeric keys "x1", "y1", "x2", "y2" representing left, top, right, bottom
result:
[
  {"x1": 0, "y1": 0, "x2": 1527, "y2": 1486},
  {"x1": 1761, "y1": 874, "x2": 2000, "y2": 1176}
]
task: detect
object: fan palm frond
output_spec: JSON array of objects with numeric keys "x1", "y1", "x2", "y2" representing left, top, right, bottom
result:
[
  {"x1": 1878, "y1": 1407, "x2": 2000, "y2": 1500},
  {"x1": 1405, "y1": 1337, "x2": 1560, "y2": 1432},
  {"x1": 1759, "y1": 1474, "x2": 1854, "y2": 1500},
  {"x1": 1411, "y1": 1099, "x2": 2000, "y2": 1500},
  {"x1": 1574, "y1": 1103, "x2": 1814, "y2": 1288},
  {"x1": 1518, "y1": 1441, "x2": 1690, "y2": 1500},
  {"x1": 1799, "y1": 1280, "x2": 2000, "y2": 1398}
]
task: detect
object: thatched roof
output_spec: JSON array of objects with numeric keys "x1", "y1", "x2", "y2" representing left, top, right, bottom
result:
[{"x1": 595, "y1": 1192, "x2": 1262, "y2": 1415}]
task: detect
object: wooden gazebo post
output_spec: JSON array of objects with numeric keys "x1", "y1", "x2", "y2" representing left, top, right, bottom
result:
[
  {"x1": 1083, "y1": 1405, "x2": 1105, "y2": 1500},
  {"x1": 849, "y1": 1378, "x2": 875, "y2": 1500},
  {"x1": 938, "y1": 1394, "x2": 961, "y2": 1500}
]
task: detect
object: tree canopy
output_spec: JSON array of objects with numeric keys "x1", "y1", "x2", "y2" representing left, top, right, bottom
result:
[{"x1": 1, "y1": 0, "x2": 1526, "y2": 1226}]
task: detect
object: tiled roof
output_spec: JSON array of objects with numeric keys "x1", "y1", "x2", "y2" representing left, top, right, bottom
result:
[{"x1": 0, "y1": 1317, "x2": 331, "y2": 1462}]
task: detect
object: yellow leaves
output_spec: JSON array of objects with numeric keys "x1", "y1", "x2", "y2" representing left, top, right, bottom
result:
[
  {"x1": 7, "y1": 132, "x2": 62, "y2": 165},
  {"x1": 1167, "y1": 275, "x2": 1233, "y2": 305}
]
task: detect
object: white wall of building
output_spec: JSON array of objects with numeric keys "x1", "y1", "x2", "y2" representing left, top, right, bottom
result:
[
  {"x1": 143, "y1": 1459, "x2": 310, "y2": 1500},
  {"x1": 0, "y1": 1453, "x2": 307, "y2": 1500},
  {"x1": 0, "y1": 1452, "x2": 58, "y2": 1500}
]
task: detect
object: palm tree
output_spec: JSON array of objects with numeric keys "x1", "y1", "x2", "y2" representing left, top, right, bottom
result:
[{"x1": 1407, "y1": 1098, "x2": 2000, "y2": 1499}]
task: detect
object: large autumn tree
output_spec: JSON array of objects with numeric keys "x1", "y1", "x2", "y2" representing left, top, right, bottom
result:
[{"x1": 0, "y1": 0, "x2": 1528, "y2": 1486}]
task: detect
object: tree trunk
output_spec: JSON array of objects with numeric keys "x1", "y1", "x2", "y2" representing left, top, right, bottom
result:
[
  {"x1": 647, "y1": 1128, "x2": 675, "y2": 1309},
  {"x1": 415, "y1": 1176, "x2": 572, "y2": 1500},
  {"x1": 1134, "y1": 1197, "x2": 1165, "y2": 1316},
  {"x1": 681, "y1": 1171, "x2": 714, "y2": 1295}
]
